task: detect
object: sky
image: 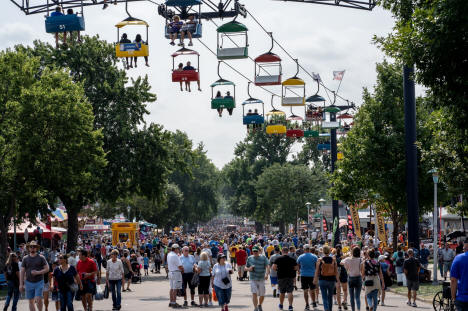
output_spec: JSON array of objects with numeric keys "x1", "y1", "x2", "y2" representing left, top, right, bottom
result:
[{"x1": 1, "y1": 0, "x2": 396, "y2": 168}]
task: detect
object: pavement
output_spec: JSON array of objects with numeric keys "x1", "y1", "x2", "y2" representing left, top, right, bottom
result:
[{"x1": 12, "y1": 272, "x2": 434, "y2": 311}]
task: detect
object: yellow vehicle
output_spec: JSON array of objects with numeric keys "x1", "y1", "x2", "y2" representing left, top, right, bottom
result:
[
  {"x1": 111, "y1": 222, "x2": 139, "y2": 247},
  {"x1": 266, "y1": 95, "x2": 287, "y2": 135},
  {"x1": 281, "y1": 60, "x2": 306, "y2": 106},
  {"x1": 115, "y1": 17, "x2": 149, "y2": 58}
]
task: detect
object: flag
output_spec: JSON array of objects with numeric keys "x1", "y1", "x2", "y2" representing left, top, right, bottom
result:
[
  {"x1": 376, "y1": 210, "x2": 387, "y2": 247},
  {"x1": 350, "y1": 204, "x2": 361, "y2": 238},
  {"x1": 312, "y1": 73, "x2": 322, "y2": 82},
  {"x1": 333, "y1": 70, "x2": 345, "y2": 81}
]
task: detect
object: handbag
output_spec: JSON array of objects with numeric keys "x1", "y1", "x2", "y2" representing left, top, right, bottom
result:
[
  {"x1": 364, "y1": 279, "x2": 374, "y2": 287},
  {"x1": 68, "y1": 282, "x2": 78, "y2": 293},
  {"x1": 95, "y1": 285, "x2": 104, "y2": 300},
  {"x1": 191, "y1": 273, "x2": 200, "y2": 287},
  {"x1": 221, "y1": 277, "x2": 230, "y2": 285},
  {"x1": 103, "y1": 284, "x2": 109, "y2": 299}
]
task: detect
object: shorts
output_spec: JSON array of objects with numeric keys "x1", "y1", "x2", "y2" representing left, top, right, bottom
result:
[
  {"x1": 301, "y1": 276, "x2": 316, "y2": 290},
  {"x1": 238, "y1": 265, "x2": 245, "y2": 274},
  {"x1": 43, "y1": 282, "x2": 50, "y2": 292},
  {"x1": 443, "y1": 262, "x2": 452, "y2": 274},
  {"x1": 169, "y1": 271, "x2": 183, "y2": 290},
  {"x1": 230, "y1": 257, "x2": 236, "y2": 264},
  {"x1": 181, "y1": 25, "x2": 196, "y2": 33},
  {"x1": 182, "y1": 273, "x2": 196, "y2": 295},
  {"x1": 407, "y1": 279, "x2": 419, "y2": 291},
  {"x1": 80, "y1": 280, "x2": 96, "y2": 296},
  {"x1": 278, "y1": 278, "x2": 294, "y2": 294},
  {"x1": 25, "y1": 280, "x2": 44, "y2": 299},
  {"x1": 124, "y1": 272, "x2": 132, "y2": 280},
  {"x1": 250, "y1": 280, "x2": 266, "y2": 296},
  {"x1": 168, "y1": 28, "x2": 180, "y2": 34},
  {"x1": 144, "y1": 265, "x2": 149, "y2": 270},
  {"x1": 270, "y1": 276, "x2": 278, "y2": 285}
]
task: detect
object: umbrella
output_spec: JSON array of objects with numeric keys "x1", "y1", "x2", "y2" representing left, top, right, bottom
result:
[{"x1": 447, "y1": 231, "x2": 466, "y2": 240}]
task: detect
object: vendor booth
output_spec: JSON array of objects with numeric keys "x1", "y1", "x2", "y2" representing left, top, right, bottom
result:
[{"x1": 111, "y1": 222, "x2": 139, "y2": 246}]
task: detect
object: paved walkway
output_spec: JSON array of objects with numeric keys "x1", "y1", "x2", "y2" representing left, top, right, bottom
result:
[{"x1": 13, "y1": 272, "x2": 434, "y2": 311}]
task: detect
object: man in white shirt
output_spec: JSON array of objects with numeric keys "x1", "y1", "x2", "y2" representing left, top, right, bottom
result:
[
  {"x1": 68, "y1": 251, "x2": 77, "y2": 267},
  {"x1": 167, "y1": 244, "x2": 183, "y2": 308},
  {"x1": 106, "y1": 250, "x2": 124, "y2": 311}
]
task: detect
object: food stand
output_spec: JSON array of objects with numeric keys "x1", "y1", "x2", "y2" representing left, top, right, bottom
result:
[{"x1": 111, "y1": 222, "x2": 139, "y2": 246}]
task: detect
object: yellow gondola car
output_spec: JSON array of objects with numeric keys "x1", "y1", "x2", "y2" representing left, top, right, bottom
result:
[
  {"x1": 282, "y1": 76, "x2": 306, "y2": 106},
  {"x1": 115, "y1": 17, "x2": 149, "y2": 58}
]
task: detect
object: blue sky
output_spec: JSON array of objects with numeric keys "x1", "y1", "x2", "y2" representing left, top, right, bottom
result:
[{"x1": 1, "y1": 0, "x2": 396, "y2": 168}]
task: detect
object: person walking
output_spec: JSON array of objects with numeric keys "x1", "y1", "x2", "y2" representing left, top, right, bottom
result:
[
  {"x1": 20, "y1": 241, "x2": 50, "y2": 311},
  {"x1": 76, "y1": 250, "x2": 98, "y2": 311},
  {"x1": 362, "y1": 250, "x2": 384, "y2": 311},
  {"x1": 3, "y1": 253, "x2": 20, "y2": 311},
  {"x1": 314, "y1": 245, "x2": 338, "y2": 311},
  {"x1": 167, "y1": 244, "x2": 183, "y2": 308},
  {"x1": 197, "y1": 252, "x2": 212, "y2": 307},
  {"x1": 272, "y1": 247, "x2": 298, "y2": 311},
  {"x1": 180, "y1": 246, "x2": 198, "y2": 307},
  {"x1": 269, "y1": 247, "x2": 282, "y2": 298},
  {"x1": 296, "y1": 245, "x2": 318, "y2": 310},
  {"x1": 440, "y1": 243, "x2": 455, "y2": 280},
  {"x1": 236, "y1": 246, "x2": 248, "y2": 281},
  {"x1": 211, "y1": 254, "x2": 233, "y2": 311},
  {"x1": 121, "y1": 251, "x2": 133, "y2": 292},
  {"x1": 246, "y1": 246, "x2": 270, "y2": 311},
  {"x1": 450, "y1": 238, "x2": 468, "y2": 311},
  {"x1": 52, "y1": 254, "x2": 83, "y2": 311},
  {"x1": 403, "y1": 249, "x2": 420, "y2": 307},
  {"x1": 106, "y1": 249, "x2": 124, "y2": 311},
  {"x1": 342, "y1": 247, "x2": 362, "y2": 311}
]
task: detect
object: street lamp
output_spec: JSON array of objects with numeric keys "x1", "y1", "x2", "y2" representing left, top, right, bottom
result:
[
  {"x1": 305, "y1": 202, "x2": 311, "y2": 242},
  {"x1": 428, "y1": 168, "x2": 439, "y2": 283},
  {"x1": 319, "y1": 198, "x2": 326, "y2": 238}
]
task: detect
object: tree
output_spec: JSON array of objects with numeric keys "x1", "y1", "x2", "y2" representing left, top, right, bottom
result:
[
  {"x1": 376, "y1": 0, "x2": 468, "y2": 212},
  {"x1": 255, "y1": 163, "x2": 327, "y2": 234},
  {"x1": 0, "y1": 49, "x2": 104, "y2": 265},
  {"x1": 331, "y1": 61, "x2": 434, "y2": 249},
  {"x1": 21, "y1": 36, "x2": 157, "y2": 250}
]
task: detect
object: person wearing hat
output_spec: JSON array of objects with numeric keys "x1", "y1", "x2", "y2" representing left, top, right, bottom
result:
[
  {"x1": 450, "y1": 238, "x2": 468, "y2": 311},
  {"x1": 246, "y1": 246, "x2": 270, "y2": 311},
  {"x1": 378, "y1": 255, "x2": 390, "y2": 306},
  {"x1": 19, "y1": 241, "x2": 49, "y2": 311},
  {"x1": 167, "y1": 243, "x2": 183, "y2": 308},
  {"x1": 211, "y1": 253, "x2": 233, "y2": 311}
]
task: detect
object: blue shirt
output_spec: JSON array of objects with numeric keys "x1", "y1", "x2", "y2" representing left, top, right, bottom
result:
[
  {"x1": 420, "y1": 248, "x2": 430, "y2": 265},
  {"x1": 180, "y1": 255, "x2": 195, "y2": 274},
  {"x1": 50, "y1": 11, "x2": 64, "y2": 17},
  {"x1": 211, "y1": 246, "x2": 219, "y2": 258},
  {"x1": 450, "y1": 252, "x2": 468, "y2": 302},
  {"x1": 143, "y1": 257, "x2": 149, "y2": 266},
  {"x1": 296, "y1": 253, "x2": 318, "y2": 277}
]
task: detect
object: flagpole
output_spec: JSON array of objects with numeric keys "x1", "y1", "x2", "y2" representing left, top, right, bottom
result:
[{"x1": 335, "y1": 71, "x2": 345, "y2": 95}]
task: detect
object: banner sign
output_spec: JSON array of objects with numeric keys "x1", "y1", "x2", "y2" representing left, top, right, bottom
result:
[
  {"x1": 350, "y1": 204, "x2": 361, "y2": 238},
  {"x1": 376, "y1": 211, "x2": 387, "y2": 247}
]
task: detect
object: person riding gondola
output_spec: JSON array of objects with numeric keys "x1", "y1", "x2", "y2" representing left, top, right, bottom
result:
[
  {"x1": 215, "y1": 91, "x2": 224, "y2": 117},
  {"x1": 182, "y1": 61, "x2": 201, "y2": 92},
  {"x1": 168, "y1": 15, "x2": 183, "y2": 46},
  {"x1": 225, "y1": 91, "x2": 234, "y2": 116},
  {"x1": 180, "y1": 14, "x2": 197, "y2": 47},
  {"x1": 133, "y1": 34, "x2": 149, "y2": 67},
  {"x1": 119, "y1": 33, "x2": 132, "y2": 69}
]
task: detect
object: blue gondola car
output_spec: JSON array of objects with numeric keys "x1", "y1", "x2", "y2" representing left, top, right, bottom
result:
[
  {"x1": 45, "y1": 14, "x2": 85, "y2": 33},
  {"x1": 164, "y1": 0, "x2": 202, "y2": 39}
]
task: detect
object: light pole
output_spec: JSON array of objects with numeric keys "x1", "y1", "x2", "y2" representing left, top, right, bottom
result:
[
  {"x1": 306, "y1": 202, "x2": 311, "y2": 242},
  {"x1": 319, "y1": 198, "x2": 326, "y2": 238},
  {"x1": 428, "y1": 168, "x2": 439, "y2": 283}
]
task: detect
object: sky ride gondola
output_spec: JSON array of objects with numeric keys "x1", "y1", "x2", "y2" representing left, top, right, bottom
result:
[
  {"x1": 115, "y1": 17, "x2": 149, "y2": 58},
  {"x1": 217, "y1": 21, "x2": 248, "y2": 60},
  {"x1": 211, "y1": 62, "x2": 235, "y2": 116},
  {"x1": 171, "y1": 47, "x2": 200, "y2": 84},
  {"x1": 45, "y1": 3, "x2": 85, "y2": 34},
  {"x1": 164, "y1": 0, "x2": 202, "y2": 40},
  {"x1": 254, "y1": 32, "x2": 282, "y2": 86},
  {"x1": 286, "y1": 109, "x2": 304, "y2": 138},
  {"x1": 281, "y1": 60, "x2": 305, "y2": 106},
  {"x1": 266, "y1": 96, "x2": 287, "y2": 135},
  {"x1": 242, "y1": 82, "x2": 265, "y2": 127}
]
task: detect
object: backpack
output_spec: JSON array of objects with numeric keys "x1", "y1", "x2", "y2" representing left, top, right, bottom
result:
[
  {"x1": 396, "y1": 252, "x2": 404, "y2": 267},
  {"x1": 364, "y1": 260, "x2": 380, "y2": 276},
  {"x1": 320, "y1": 257, "x2": 336, "y2": 277}
]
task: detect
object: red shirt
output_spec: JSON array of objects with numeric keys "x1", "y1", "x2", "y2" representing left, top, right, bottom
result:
[
  {"x1": 77, "y1": 258, "x2": 97, "y2": 282},
  {"x1": 235, "y1": 249, "x2": 247, "y2": 266}
]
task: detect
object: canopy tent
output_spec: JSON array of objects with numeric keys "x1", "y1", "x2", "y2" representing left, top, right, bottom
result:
[
  {"x1": 79, "y1": 224, "x2": 110, "y2": 232},
  {"x1": 8, "y1": 219, "x2": 63, "y2": 239}
]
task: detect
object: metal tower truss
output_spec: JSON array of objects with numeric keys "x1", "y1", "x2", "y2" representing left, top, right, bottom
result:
[
  {"x1": 10, "y1": 0, "x2": 247, "y2": 18},
  {"x1": 275, "y1": 0, "x2": 376, "y2": 11},
  {"x1": 158, "y1": 0, "x2": 247, "y2": 21}
]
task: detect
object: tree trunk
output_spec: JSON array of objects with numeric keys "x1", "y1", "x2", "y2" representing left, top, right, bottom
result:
[
  {"x1": 255, "y1": 221, "x2": 263, "y2": 233},
  {"x1": 0, "y1": 215, "x2": 11, "y2": 271},
  {"x1": 279, "y1": 221, "x2": 285, "y2": 234},
  {"x1": 62, "y1": 196, "x2": 82, "y2": 253}
]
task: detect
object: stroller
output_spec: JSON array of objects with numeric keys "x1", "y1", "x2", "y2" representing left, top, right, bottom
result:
[{"x1": 131, "y1": 260, "x2": 142, "y2": 283}]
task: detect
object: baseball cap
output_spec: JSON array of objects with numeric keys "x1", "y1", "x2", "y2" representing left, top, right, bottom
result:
[
  {"x1": 304, "y1": 244, "x2": 311, "y2": 249},
  {"x1": 252, "y1": 246, "x2": 260, "y2": 252},
  {"x1": 171, "y1": 243, "x2": 180, "y2": 249}
]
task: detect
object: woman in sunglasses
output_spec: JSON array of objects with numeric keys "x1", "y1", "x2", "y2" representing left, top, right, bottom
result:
[{"x1": 52, "y1": 254, "x2": 83, "y2": 311}]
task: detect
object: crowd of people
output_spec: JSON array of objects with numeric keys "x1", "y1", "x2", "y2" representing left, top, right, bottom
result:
[{"x1": 2, "y1": 230, "x2": 468, "y2": 311}]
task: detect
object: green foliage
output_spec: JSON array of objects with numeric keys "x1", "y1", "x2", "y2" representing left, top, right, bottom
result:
[
  {"x1": 331, "y1": 61, "x2": 434, "y2": 244},
  {"x1": 376, "y1": 0, "x2": 468, "y2": 213},
  {"x1": 256, "y1": 163, "x2": 327, "y2": 226}
]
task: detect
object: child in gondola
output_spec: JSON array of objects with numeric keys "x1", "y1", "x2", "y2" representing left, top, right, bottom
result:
[{"x1": 168, "y1": 15, "x2": 183, "y2": 46}]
